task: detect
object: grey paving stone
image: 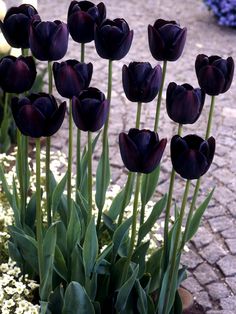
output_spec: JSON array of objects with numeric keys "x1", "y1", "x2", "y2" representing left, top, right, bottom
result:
[
  {"x1": 194, "y1": 263, "x2": 218, "y2": 285},
  {"x1": 181, "y1": 276, "x2": 203, "y2": 294},
  {"x1": 192, "y1": 226, "x2": 213, "y2": 249},
  {"x1": 200, "y1": 242, "x2": 227, "y2": 264},
  {"x1": 217, "y1": 255, "x2": 236, "y2": 277},
  {"x1": 181, "y1": 250, "x2": 203, "y2": 270},
  {"x1": 225, "y1": 239, "x2": 236, "y2": 254},
  {"x1": 221, "y1": 227, "x2": 236, "y2": 239},
  {"x1": 209, "y1": 216, "x2": 234, "y2": 233},
  {"x1": 206, "y1": 282, "x2": 230, "y2": 301},
  {"x1": 220, "y1": 296, "x2": 236, "y2": 310},
  {"x1": 195, "y1": 291, "x2": 212, "y2": 311},
  {"x1": 225, "y1": 277, "x2": 236, "y2": 294},
  {"x1": 207, "y1": 311, "x2": 235, "y2": 314}
]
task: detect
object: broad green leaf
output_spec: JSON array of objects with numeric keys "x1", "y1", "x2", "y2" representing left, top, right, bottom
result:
[
  {"x1": 12, "y1": 176, "x2": 21, "y2": 228},
  {"x1": 83, "y1": 217, "x2": 98, "y2": 278},
  {"x1": 75, "y1": 191, "x2": 88, "y2": 228},
  {"x1": 108, "y1": 173, "x2": 135, "y2": 221},
  {"x1": 94, "y1": 243, "x2": 113, "y2": 274},
  {"x1": 52, "y1": 172, "x2": 67, "y2": 214},
  {"x1": 62, "y1": 281, "x2": 95, "y2": 314},
  {"x1": 141, "y1": 166, "x2": 160, "y2": 205},
  {"x1": 0, "y1": 165, "x2": 13, "y2": 209},
  {"x1": 146, "y1": 248, "x2": 163, "y2": 293},
  {"x1": 110, "y1": 257, "x2": 128, "y2": 290},
  {"x1": 112, "y1": 217, "x2": 132, "y2": 258},
  {"x1": 177, "y1": 266, "x2": 187, "y2": 287},
  {"x1": 25, "y1": 193, "x2": 36, "y2": 229},
  {"x1": 66, "y1": 204, "x2": 81, "y2": 255},
  {"x1": 138, "y1": 194, "x2": 167, "y2": 244},
  {"x1": 40, "y1": 223, "x2": 58, "y2": 301},
  {"x1": 8, "y1": 241, "x2": 23, "y2": 265},
  {"x1": 132, "y1": 241, "x2": 150, "y2": 278},
  {"x1": 185, "y1": 188, "x2": 214, "y2": 243},
  {"x1": 95, "y1": 140, "x2": 110, "y2": 210},
  {"x1": 135, "y1": 280, "x2": 147, "y2": 314},
  {"x1": 171, "y1": 290, "x2": 183, "y2": 314},
  {"x1": 54, "y1": 246, "x2": 68, "y2": 282},
  {"x1": 56, "y1": 221, "x2": 67, "y2": 257},
  {"x1": 115, "y1": 265, "x2": 139, "y2": 312},
  {"x1": 85, "y1": 273, "x2": 97, "y2": 301},
  {"x1": 71, "y1": 244, "x2": 85, "y2": 285},
  {"x1": 48, "y1": 285, "x2": 64, "y2": 314}
]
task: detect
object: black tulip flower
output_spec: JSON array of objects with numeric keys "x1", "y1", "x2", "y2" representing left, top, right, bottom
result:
[
  {"x1": 195, "y1": 54, "x2": 234, "y2": 96},
  {"x1": 29, "y1": 19, "x2": 69, "y2": 61},
  {"x1": 0, "y1": 4, "x2": 40, "y2": 49},
  {"x1": 95, "y1": 18, "x2": 133, "y2": 60},
  {"x1": 67, "y1": 0, "x2": 106, "y2": 43},
  {"x1": 11, "y1": 93, "x2": 66, "y2": 138},
  {"x1": 0, "y1": 56, "x2": 36, "y2": 94},
  {"x1": 53, "y1": 59, "x2": 93, "y2": 99},
  {"x1": 122, "y1": 62, "x2": 162, "y2": 103},
  {"x1": 171, "y1": 134, "x2": 215, "y2": 180},
  {"x1": 166, "y1": 82, "x2": 205, "y2": 124},
  {"x1": 148, "y1": 19, "x2": 187, "y2": 62},
  {"x1": 72, "y1": 87, "x2": 109, "y2": 132},
  {"x1": 119, "y1": 129, "x2": 167, "y2": 174}
]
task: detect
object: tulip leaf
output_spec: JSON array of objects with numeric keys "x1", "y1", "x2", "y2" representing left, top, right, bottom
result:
[
  {"x1": 135, "y1": 280, "x2": 148, "y2": 314},
  {"x1": 185, "y1": 188, "x2": 214, "y2": 243},
  {"x1": 25, "y1": 193, "x2": 36, "y2": 229},
  {"x1": 71, "y1": 244, "x2": 85, "y2": 285},
  {"x1": 112, "y1": 216, "x2": 132, "y2": 258},
  {"x1": 40, "y1": 222, "x2": 58, "y2": 301},
  {"x1": 115, "y1": 265, "x2": 139, "y2": 312},
  {"x1": 54, "y1": 246, "x2": 68, "y2": 282},
  {"x1": 66, "y1": 204, "x2": 81, "y2": 255},
  {"x1": 0, "y1": 165, "x2": 14, "y2": 211},
  {"x1": 48, "y1": 285, "x2": 64, "y2": 314},
  {"x1": 85, "y1": 272, "x2": 97, "y2": 301},
  {"x1": 83, "y1": 217, "x2": 98, "y2": 278},
  {"x1": 132, "y1": 241, "x2": 150, "y2": 278},
  {"x1": 171, "y1": 290, "x2": 183, "y2": 314},
  {"x1": 141, "y1": 166, "x2": 160, "y2": 206},
  {"x1": 94, "y1": 243, "x2": 113, "y2": 274},
  {"x1": 146, "y1": 248, "x2": 163, "y2": 293},
  {"x1": 62, "y1": 281, "x2": 95, "y2": 314},
  {"x1": 95, "y1": 139, "x2": 110, "y2": 211},
  {"x1": 138, "y1": 194, "x2": 167, "y2": 244},
  {"x1": 52, "y1": 171, "x2": 67, "y2": 214},
  {"x1": 108, "y1": 173, "x2": 135, "y2": 221}
]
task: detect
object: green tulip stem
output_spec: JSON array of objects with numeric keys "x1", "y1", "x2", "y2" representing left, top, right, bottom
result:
[
  {"x1": 45, "y1": 61, "x2": 53, "y2": 226},
  {"x1": 154, "y1": 60, "x2": 167, "y2": 132},
  {"x1": 117, "y1": 101, "x2": 142, "y2": 226},
  {"x1": 163, "y1": 123, "x2": 183, "y2": 270},
  {"x1": 35, "y1": 138, "x2": 43, "y2": 285},
  {"x1": 17, "y1": 130, "x2": 25, "y2": 223},
  {"x1": 127, "y1": 172, "x2": 141, "y2": 263},
  {"x1": 87, "y1": 131, "x2": 93, "y2": 222},
  {"x1": 183, "y1": 95, "x2": 216, "y2": 246},
  {"x1": 21, "y1": 48, "x2": 29, "y2": 57},
  {"x1": 96, "y1": 59, "x2": 112, "y2": 230},
  {"x1": 75, "y1": 43, "x2": 85, "y2": 202},
  {"x1": 68, "y1": 99, "x2": 73, "y2": 217},
  {"x1": 135, "y1": 102, "x2": 142, "y2": 128},
  {"x1": 163, "y1": 179, "x2": 191, "y2": 314}
]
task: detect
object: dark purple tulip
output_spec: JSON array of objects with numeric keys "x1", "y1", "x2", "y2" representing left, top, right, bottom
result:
[
  {"x1": 11, "y1": 93, "x2": 66, "y2": 138},
  {"x1": 29, "y1": 19, "x2": 69, "y2": 61},
  {"x1": 122, "y1": 62, "x2": 162, "y2": 103},
  {"x1": 171, "y1": 134, "x2": 215, "y2": 180},
  {"x1": 0, "y1": 56, "x2": 36, "y2": 94},
  {"x1": 195, "y1": 54, "x2": 234, "y2": 96},
  {"x1": 0, "y1": 4, "x2": 40, "y2": 49},
  {"x1": 166, "y1": 82, "x2": 205, "y2": 124},
  {"x1": 119, "y1": 129, "x2": 167, "y2": 174},
  {"x1": 67, "y1": 0, "x2": 106, "y2": 43},
  {"x1": 53, "y1": 59, "x2": 93, "y2": 99},
  {"x1": 72, "y1": 87, "x2": 109, "y2": 132},
  {"x1": 94, "y1": 18, "x2": 133, "y2": 60},
  {"x1": 148, "y1": 19, "x2": 187, "y2": 62}
]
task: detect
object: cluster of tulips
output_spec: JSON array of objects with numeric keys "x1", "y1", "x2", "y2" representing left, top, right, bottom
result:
[{"x1": 0, "y1": 1, "x2": 234, "y2": 314}]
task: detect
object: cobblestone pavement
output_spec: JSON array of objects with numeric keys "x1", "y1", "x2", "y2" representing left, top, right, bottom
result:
[{"x1": 8, "y1": 0, "x2": 236, "y2": 311}]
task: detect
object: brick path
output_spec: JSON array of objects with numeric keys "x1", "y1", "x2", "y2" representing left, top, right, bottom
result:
[{"x1": 8, "y1": 0, "x2": 236, "y2": 311}]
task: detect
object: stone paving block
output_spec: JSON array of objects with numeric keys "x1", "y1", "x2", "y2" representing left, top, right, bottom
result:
[
  {"x1": 217, "y1": 255, "x2": 236, "y2": 277},
  {"x1": 220, "y1": 296, "x2": 236, "y2": 310},
  {"x1": 204, "y1": 204, "x2": 228, "y2": 218},
  {"x1": 209, "y1": 216, "x2": 234, "y2": 233},
  {"x1": 192, "y1": 226, "x2": 213, "y2": 249},
  {"x1": 181, "y1": 276, "x2": 203, "y2": 294},
  {"x1": 207, "y1": 311, "x2": 235, "y2": 314},
  {"x1": 221, "y1": 227, "x2": 236, "y2": 239},
  {"x1": 194, "y1": 291, "x2": 212, "y2": 311},
  {"x1": 200, "y1": 242, "x2": 227, "y2": 264},
  {"x1": 225, "y1": 239, "x2": 236, "y2": 254},
  {"x1": 225, "y1": 277, "x2": 236, "y2": 294},
  {"x1": 206, "y1": 282, "x2": 230, "y2": 301},
  {"x1": 213, "y1": 187, "x2": 235, "y2": 206},
  {"x1": 194, "y1": 263, "x2": 218, "y2": 285},
  {"x1": 181, "y1": 250, "x2": 203, "y2": 270}
]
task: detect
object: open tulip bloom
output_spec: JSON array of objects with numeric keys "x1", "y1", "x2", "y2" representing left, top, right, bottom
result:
[{"x1": 0, "y1": 2, "x2": 235, "y2": 314}]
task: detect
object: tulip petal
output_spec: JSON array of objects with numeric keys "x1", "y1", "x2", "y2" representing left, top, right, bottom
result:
[
  {"x1": 90, "y1": 100, "x2": 109, "y2": 132},
  {"x1": 224, "y1": 57, "x2": 234, "y2": 93},
  {"x1": 46, "y1": 101, "x2": 66, "y2": 136},
  {"x1": 49, "y1": 22, "x2": 68, "y2": 61},
  {"x1": 119, "y1": 132, "x2": 140, "y2": 172},
  {"x1": 198, "y1": 65, "x2": 225, "y2": 95},
  {"x1": 143, "y1": 138, "x2": 167, "y2": 173},
  {"x1": 148, "y1": 24, "x2": 165, "y2": 61}
]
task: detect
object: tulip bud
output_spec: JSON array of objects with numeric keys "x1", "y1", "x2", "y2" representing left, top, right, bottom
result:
[
  {"x1": 29, "y1": 20, "x2": 69, "y2": 61},
  {"x1": 72, "y1": 87, "x2": 109, "y2": 132},
  {"x1": 95, "y1": 18, "x2": 133, "y2": 60},
  {"x1": 166, "y1": 82, "x2": 205, "y2": 124},
  {"x1": 67, "y1": 0, "x2": 106, "y2": 43},
  {"x1": 53, "y1": 59, "x2": 93, "y2": 99},
  {"x1": 0, "y1": 4, "x2": 40, "y2": 49},
  {"x1": 148, "y1": 19, "x2": 187, "y2": 62},
  {"x1": 171, "y1": 134, "x2": 215, "y2": 180},
  {"x1": 195, "y1": 54, "x2": 234, "y2": 96},
  {"x1": 0, "y1": 56, "x2": 36, "y2": 93},
  {"x1": 11, "y1": 93, "x2": 66, "y2": 138},
  {"x1": 119, "y1": 128, "x2": 167, "y2": 174},
  {"x1": 122, "y1": 62, "x2": 162, "y2": 103}
]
